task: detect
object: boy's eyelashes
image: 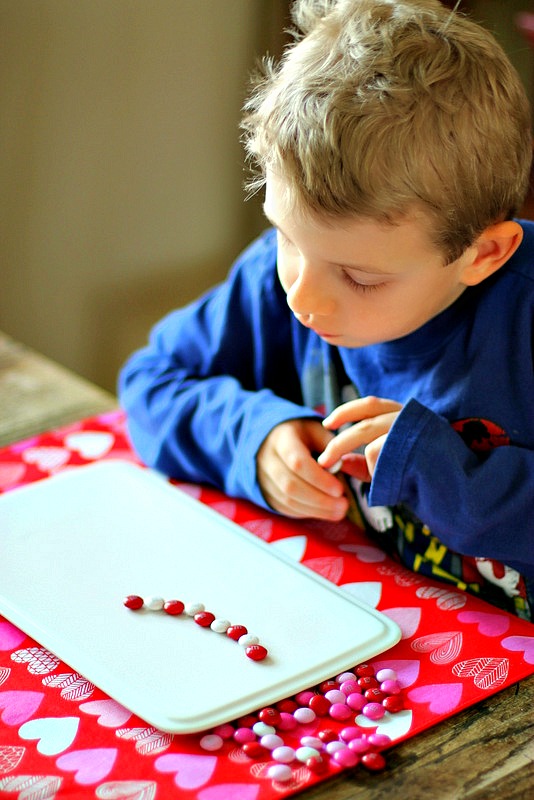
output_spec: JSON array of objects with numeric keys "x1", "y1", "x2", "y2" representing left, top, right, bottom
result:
[
  {"x1": 341, "y1": 270, "x2": 387, "y2": 293},
  {"x1": 275, "y1": 229, "x2": 387, "y2": 293}
]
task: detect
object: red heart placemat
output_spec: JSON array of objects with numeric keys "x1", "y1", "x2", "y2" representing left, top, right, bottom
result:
[{"x1": 1, "y1": 410, "x2": 533, "y2": 798}]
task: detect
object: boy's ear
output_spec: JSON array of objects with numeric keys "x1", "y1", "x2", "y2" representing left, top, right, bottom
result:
[{"x1": 460, "y1": 221, "x2": 523, "y2": 286}]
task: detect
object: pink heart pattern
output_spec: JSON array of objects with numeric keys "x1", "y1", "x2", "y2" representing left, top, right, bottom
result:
[
  {"x1": 22, "y1": 446, "x2": 70, "y2": 471},
  {"x1": 382, "y1": 607, "x2": 422, "y2": 639},
  {"x1": 154, "y1": 754, "x2": 217, "y2": 790},
  {"x1": 0, "y1": 691, "x2": 44, "y2": 725},
  {"x1": 0, "y1": 463, "x2": 26, "y2": 490},
  {"x1": 408, "y1": 683, "x2": 463, "y2": 714},
  {"x1": 56, "y1": 748, "x2": 118, "y2": 785},
  {"x1": 500, "y1": 636, "x2": 534, "y2": 664},
  {"x1": 411, "y1": 631, "x2": 463, "y2": 664},
  {"x1": 452, "y1": 658, "x2": 509, "y2": 690},
  {"x1": 457, "y1": 610, "x2": 510, "y2": 637},
  {"x1": 79, "y1": 699, "x2": 132, "y2": 727},
  {"x1": 0, "y1": 622, "x2": 26, "y2": 652}
]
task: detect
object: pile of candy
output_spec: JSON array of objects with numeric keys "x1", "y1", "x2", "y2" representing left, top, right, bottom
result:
[{"x1": 198, "y1": 662, "x2": 406, "y2": 783}]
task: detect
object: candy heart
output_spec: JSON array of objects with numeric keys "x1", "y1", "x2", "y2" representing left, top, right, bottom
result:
[
  {"x1": 452, "y1": 657, "x2": 510, "y2": 689},
  {"x1": 0, "y1": 691, "x2": 44, "y2": 725},
  {"x1": 340, "y1": 581, "x2": 382, "y2": 608},
  {"x1": 64, "y1": 431, "x2": 114, "y2": 459},
  {"x1": 411, "y1": 631, "x2": 463, "y2": 664},
  {"x1": 56, "y1": 748, "x2": 118, "y2": 785},
  {"x1": 382, "y1": 607, "x2": 422, "y2": 639},
  {"x1": 0, "y1": 622, "x2": 26, "y2": 651},
  {"x1": 339, "y1": 544, "x2": 386, "y2": 563},
  {"x1": 197, "y1": 786, "x2": 260, "y2": 800},
  {"x1": 22, "y1": 446, "x2": 70, "y2": 471},
  {"x1": 19, "y1": 716, "x2": 79, "y2": 755},
  {"x1": 371, "y1": 659, "x2": 420, "y2": 688},
  {"x1": 302, "y1": 556, "x2": 344, "y2": 583},
  {"x1": 96, "y1": 781, "x2": 157, "y2": 800},
  {"x1": 0, "y1": 775, "x2": 62, "y2": 798},
  {"x1": 79, "y1": 699, "x2": 132, "y2": 727},
  {"x1": 271, "y1": 535, "x2": 307, "y2": 562},
  {"x1": 457, "y1": 610, "x2": 510, "y2": 637},
  {"x1": 407, "y1": 683, "x2": 463, "y2": 714},
  {"x1": 154, "y1": 754, "x2": 217, "y2": 790},
  {"x1": 0, "y1": 745, "x2": 25, "y2": 774},
  {"x1": 501, "y1": 636, "x2": 534, "y2": 664},
  {"x1": 0, "y1": 463, "x2": 26, "y2": 490},
  {"x1": 355, "y1": 709, "x2": 413, "y2": 741},
  {"x1": 11, "y1": 647, "x2": 59, "y2": 675}
]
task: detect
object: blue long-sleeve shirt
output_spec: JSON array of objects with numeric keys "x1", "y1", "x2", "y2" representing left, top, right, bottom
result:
[{"x1": 119, "y1": 223, "x2": 534, "y2": 612}]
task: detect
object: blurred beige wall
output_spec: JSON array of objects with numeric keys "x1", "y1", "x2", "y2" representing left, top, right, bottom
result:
[
  {"x1": 0, "y1": 1, "x2": 288, "y2": 391},
  {"x1": 0, "y1": 1, "x2": 531, "y2": 393}
]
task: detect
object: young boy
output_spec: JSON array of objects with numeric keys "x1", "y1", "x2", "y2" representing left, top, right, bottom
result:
[{"x1": 119, "y1": 0, "x2": 534, "y2": 619}]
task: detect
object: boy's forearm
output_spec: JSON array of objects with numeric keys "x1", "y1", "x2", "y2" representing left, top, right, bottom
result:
[{"x1": 369, "y1": 399, "x2": 534, "y2": 574}]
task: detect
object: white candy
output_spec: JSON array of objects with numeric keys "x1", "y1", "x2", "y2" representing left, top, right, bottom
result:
[
  {"x1": 184, "y1": 602, "x2": 205, "y2": 616},
  {"x1": 199, "y1": 734, "x2": 223, "y2": 751},
  {"x1": 260, "y1": 733, "x2": 284, "y2": 750},
  {"x1": 144, "y1": 595, "x2": 164, "y2": 611},
  {"x1": 272, "y1": 745, "x2": 296, "y2": 763},
  {"x1": 267, "y1": 764, "x2": 292, "y2": 782},
  {"x1": 210, "y1": 618, "x2": 231, "y2": 633},
  {"x1": 252, "y1": 721, "x2": 275, "y2": 737},
  {"x1": 296, "y1": 745, "x2": 321, "y2": 763},
  {"x1": 238, "y1": 633, "x2": 259, "y2": 647}
]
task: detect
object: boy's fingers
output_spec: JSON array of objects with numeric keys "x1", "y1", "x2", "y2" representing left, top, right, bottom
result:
[{"x1": 317, "y1": 412, "x2": 398, "y2": 467}]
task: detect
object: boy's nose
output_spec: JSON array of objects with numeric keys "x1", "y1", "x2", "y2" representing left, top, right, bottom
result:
[{"x1": 286, "y1": 261, "x2": 335, "y2": 317}]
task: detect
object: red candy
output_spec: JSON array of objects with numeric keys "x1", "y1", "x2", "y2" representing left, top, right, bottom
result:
[
  {"x1": 358, "y1": 676, "x2": 379, "y2": 690},
  {"x1": 123, "y1": 595, "x2": 143, "y2": 610},
  {"x1": 259, "y1": 707, "x2": 281, "y2": 726},
  {"x1": 245, "y1": 644, "x2": 268, "y2": 661},
  {"x1": 194, "y1": 611, "x2": 215, "y2": 627},
  {"x1": 365, "y1": 688, "x2": 386, "y2": 702},
  {"x1": 226, "y1": 625, "x2": 248, "y2": 641},
  {"x1": 383, "y1": 694, "x2": 404, "y2": 713},
  {"x1": 242, "y1": 742, "x2": 267, "y2": 759},
  {"x1": 356, "y1": 663, "x2": 375, "y2": 677},
  {"x1": 308, "y1": 694, "x2": 331, "y2": 716},
  {"x1": 361, "y1": 751, "x2": 387, "y2": 771},
  {"x1": 306, "y1": 755, "x2": 328, "y2": 774},
  {"x1": 163, "y1": 599, "x2": 184, "y2": 615}
]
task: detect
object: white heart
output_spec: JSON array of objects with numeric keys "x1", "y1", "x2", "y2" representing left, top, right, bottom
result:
[
  {"x1": 270, "y1": 535, "x2": 308, "y2": 562},
  {"x1": 18, "y1": 716, "x2": 79, "y2": 755},
  {"x1": 340, "y1": 581, "x2": 382, "y2": 608},
  {"x1": 64, "y1": 432, "x2": 114, "y2": 459},
  {"x1": 355, "y1": 709, "x2": 413, "y2": 741}
]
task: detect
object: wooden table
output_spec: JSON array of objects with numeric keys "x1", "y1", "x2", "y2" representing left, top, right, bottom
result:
[{"x1": 1, "y1": 330, "x2": 533, "y2": 799}]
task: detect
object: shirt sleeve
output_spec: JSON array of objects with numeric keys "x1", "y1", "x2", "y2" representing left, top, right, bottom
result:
[
  {"x1": 118, "y1": 230, "x2": 319, "y2": 508},
  {"x1": 368, "y1": 398, "x2": 534, "y2": 577}
]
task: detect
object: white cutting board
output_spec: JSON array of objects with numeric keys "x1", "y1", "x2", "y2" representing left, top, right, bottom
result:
[{"x1": 0, "y1": 460, "x2": 400, "y2": 733}]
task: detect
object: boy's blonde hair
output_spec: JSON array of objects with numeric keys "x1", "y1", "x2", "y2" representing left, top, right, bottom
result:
[{"x1": 242, "y1": 0, "x2": 533, "y2": 262}]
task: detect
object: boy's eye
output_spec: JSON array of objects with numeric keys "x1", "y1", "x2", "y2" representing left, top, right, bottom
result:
[{"x1": 342, "y1": 270, "x2": 386, "y2": 293}]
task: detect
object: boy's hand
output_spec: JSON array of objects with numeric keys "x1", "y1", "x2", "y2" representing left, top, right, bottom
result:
[
  {"x1": 257, "y1": 419, "x2": 349, "y2": 520},
  {"x1": 318, "y1": 396, "x2": 403, "y2": 482}
]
